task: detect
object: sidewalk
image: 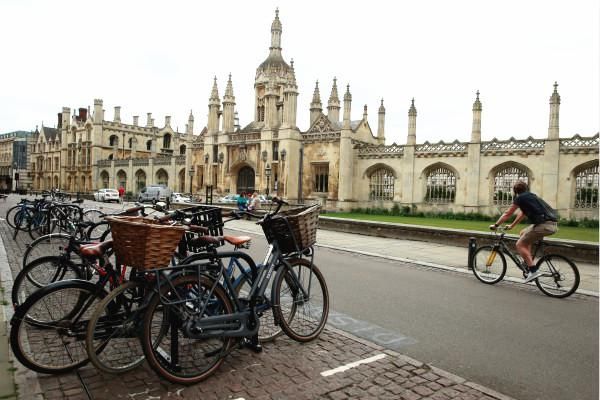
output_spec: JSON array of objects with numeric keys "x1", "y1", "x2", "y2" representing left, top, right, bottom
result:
[{"x1": 224, "y1": 218, "x2": 599, "y2": 296}]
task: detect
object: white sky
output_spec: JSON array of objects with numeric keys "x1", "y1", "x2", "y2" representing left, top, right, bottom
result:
[{"x1": 0, "y1": 0, "x2": 598, "y2": 145}]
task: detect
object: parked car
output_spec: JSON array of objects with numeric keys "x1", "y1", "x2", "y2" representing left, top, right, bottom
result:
[
  {"x1": 218, "y1": 194, "x2": 239, "y2": 203},
  {"x1": 138, "y1": 185, "x2": 172, "y2": 203},
  {"x1": 171, "y1": 192, "x2": 192, "y2": 203},
  {"x1": 94, "y1": 188, "x2": 120, "y2": 203}
]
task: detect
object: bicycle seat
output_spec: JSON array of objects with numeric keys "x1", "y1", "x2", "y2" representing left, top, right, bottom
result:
[
  {"x1": 80, "y1": 240, "x2": 113, "y2": 258},
  {"x1": 223, "y1": 235, "x2": 251, "y2": 246}
]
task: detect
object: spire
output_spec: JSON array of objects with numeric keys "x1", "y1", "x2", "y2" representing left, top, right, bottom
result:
[
  {"x1": 550, "y1": 81, "x2": 561, "y2": 105},
  {"x1": 377, "y1": 99, "x2": 385, "y2": 142},
  {"x1": 209, "y1": 76, "x2": 220, "y2": 103},
  {"x1": 343, "y1": 84, "x2": 352, "y2": 128},
  {"x1": 471, "y1": 91, "x2": 482, "y2": 143},
  {"x1": 328, "y1": 77, "x2": 340, "y2": 104},
  {"x1": 363, "y1": 104, "x2": 368, "y2": 120},
  {"x1": 188, "y1": 109, "x2": 194, "y2": 122},
  {"x1": 224, "y1": 73, "x2": 235, "y2": 102},
  {"x1": 344, "y1": 84, "x2": 352, "y2": 102},
  {"x1": 270, "y1": 8, "x2": 282, "y2": 50},
  {"x1": 311, "y1": 81, "x2": 322, "y2": 104},
  {"x1": 472, "y1": 90, "x2": 482, "y2": 111},
  {"x1": 409, "y1": 98, "x2": 417, "y2": 117},
  {"x1": 378, "y1": 98, "x2": 385, "y2": 114}
]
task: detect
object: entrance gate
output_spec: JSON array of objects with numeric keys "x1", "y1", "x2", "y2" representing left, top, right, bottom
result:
[{"x1": 237, "y1": 166, "x2": 255, "y2": 194}]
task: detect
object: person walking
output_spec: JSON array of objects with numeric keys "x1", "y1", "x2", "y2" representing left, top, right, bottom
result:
[
  {"x1": 118, "y1": 185, "x2": 125, "y2": 204},
  {"x1": 490, "y1": 180, "x2": 558, "y2": 282}
]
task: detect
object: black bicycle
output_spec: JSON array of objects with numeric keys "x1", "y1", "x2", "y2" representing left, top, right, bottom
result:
[{"x1": 472, "y1": 226, "x2": 580, "y2": 298}]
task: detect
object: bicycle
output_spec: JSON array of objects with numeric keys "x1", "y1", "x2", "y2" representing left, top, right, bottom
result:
[
  {"x1": 472, "y1": 226, "x2": 580, "y2": 298},
  {"x1": 137, "y1": 198, "x2": 329, "y2": 384}
]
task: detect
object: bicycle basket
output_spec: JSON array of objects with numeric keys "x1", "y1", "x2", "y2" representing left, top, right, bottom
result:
[
  {"x1": 261, "y1": 205, "x2": 320, "y2": 254},
  {"x1": 177, "y1": 205, "x2": 224, "y2": 252},
  {"x1": 105, "y1": 216, "x2": 186, "y2": 270}
]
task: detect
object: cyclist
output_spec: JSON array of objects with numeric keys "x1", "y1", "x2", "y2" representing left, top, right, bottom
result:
[{"x1": 490, "y1": 180, "x2": 558, "y2": 283}]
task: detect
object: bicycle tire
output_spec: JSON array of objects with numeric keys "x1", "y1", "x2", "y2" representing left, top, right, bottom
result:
[
  {"x1": 22, "y1": 233, "x2": 74, "y2": 269},
  {"x1": 12, "y1": 256, "x2": 83, "y2": 307},
  {"x1": 272, "y1": 257, "x2": 329, "y2": 343},
  {"x1": 141, "y1": 274, "x2": 234, "y2": 384},
  {"x1": 10, "y1": 280, "x2": 107, "y2": 374},
  {"x1": 83, "y1": 209, "x2": 105, "y2": 224},
  {"x1": 86, "y1": 280, "x2": 148, "y2": 374},
  {"x1": 534, "y1": 254, "x2": 580, "y2": 298},
  {"x1": 472, "y1": 245, "x2": 507, "y2": 284},
  {"x1": 28, "y1": 211, "x2": 55, "y2": 240},
  {"x1": 5, "y1": 205, "x2": 21, "y2": 229}
]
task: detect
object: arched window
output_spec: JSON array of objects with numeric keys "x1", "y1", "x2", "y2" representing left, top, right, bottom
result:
[
  {"x1": 109, "y1": 135, "x2": 118, "y2": 147},
  {"x1": 156, "y1": 169, "x2": 168, "y2": 186},
  {"x1": 100, "y1": 171, "x2": 109, "y2": 189},
  {"x1": 163, "y1": 134, "x2": 172, "y2": 149},
  {"x1": 180, "y1": 144, "x2": 186, "y2": 155},
  {"x1": 369, "y1": 167, "x2": 395, "y2": 200},
  {"x1": 425, "y1": 166, "x2": 456, "y2": 203},
  {"x1": 135, "y1": 170, "x2": 147, "y2": 193},
  {"x1": 128, "y1": 137, "x2": 133, "y2": 148},
  {"x1": 146, "y1": 140, "x2": 152, "y2": 151},
  {"x1": 108, "y1": 154, "x2": 113, "y2": 160},
  {"x1": 493, "y1": 165, "x2": 528, "y2": 206},
  {"x1": 116, "y1": 170, "x2": 127, "y2": 190},
  {"x1": 574, "y1": 163, "x2": 599, "y2": 208}
]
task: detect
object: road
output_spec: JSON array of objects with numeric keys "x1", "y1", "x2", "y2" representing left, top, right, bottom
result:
[{"x1": 33, "y1": 199, "x2": 600, "y2": 399}]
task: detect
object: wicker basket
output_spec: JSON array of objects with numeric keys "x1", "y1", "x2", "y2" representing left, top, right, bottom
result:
[
  {"x1": 105, "y1": 216, "x2": 186, "y2": 270},
  {"x1": 262, "y1": 205, "x2": 320, "y2": 254}
]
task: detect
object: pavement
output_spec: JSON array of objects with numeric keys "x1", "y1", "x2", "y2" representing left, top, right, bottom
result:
[{"x1": 0, "y1": 195, "x2": 597, "y2": 399}]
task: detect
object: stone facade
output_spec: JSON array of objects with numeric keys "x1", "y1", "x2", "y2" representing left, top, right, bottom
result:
[
  {"x1": 29, "y1": 10, "x2": 599, "y2": 219},
  {"x1": 0, "y1": 131, "x2": 33, "y2": 192}
]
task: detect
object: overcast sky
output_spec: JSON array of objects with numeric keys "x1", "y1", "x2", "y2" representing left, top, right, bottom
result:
[{"x1": 0, "y1": 0, "x2": 598, "y2": 145}]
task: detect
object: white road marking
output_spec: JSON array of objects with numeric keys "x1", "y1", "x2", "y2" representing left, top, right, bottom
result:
[{"x1": 321, "y1": 353, "x2": 387, "y2": 377}]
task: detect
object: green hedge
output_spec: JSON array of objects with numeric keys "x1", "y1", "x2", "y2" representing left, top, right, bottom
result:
[{"x1": 343, "y1": 204, "x2": 599, "y2": 228}]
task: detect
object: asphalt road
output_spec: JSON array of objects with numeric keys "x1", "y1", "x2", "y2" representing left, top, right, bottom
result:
[{"x1": 85, "y1": 200, "x2": 600, "y2": 400}]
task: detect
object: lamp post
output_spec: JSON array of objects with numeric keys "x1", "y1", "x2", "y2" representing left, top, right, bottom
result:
[
  {"x1": 188, "y1": 166, "x2": 194, "y2": 196},
  {"x1": 265, "y1": 163, "x2": 271, "y2": 196},
  {"x1": 279, "y1": 148, "x2": 286, "y2": 196}
]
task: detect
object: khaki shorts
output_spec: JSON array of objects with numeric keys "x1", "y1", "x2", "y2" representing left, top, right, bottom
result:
[{"x1": 518, "y1": 221, "x2": 558, "y2": 245}]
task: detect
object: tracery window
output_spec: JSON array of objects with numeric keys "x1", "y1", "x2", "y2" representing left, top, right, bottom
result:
[
  {"x1": 313, "y1": 164, "x2": 329, "y2": 193},
  {"x1": 425, "y1": 167, "x2": 456, "y2": 203},
  {"x1": 146, "y1": 140, "x2": 152, "y2": 151},
  {"x1": 493, "y1": 166, "x2": 528, "y2": 206},
  {"x1": 163, "y1": 134, "x2": 172, "y2": 149},
  {"x1": 369, "y1": 167, "x2": 394, "y2": 200},
  {"x1": 109, "y1": 135, "x2": 118, "y2": 147},
  {"x1": 574, "y1": 163, "x2": 599, "y2": 208},
  {"x1": 180, "y1": 144, "x2": 186, "y2": 155}
]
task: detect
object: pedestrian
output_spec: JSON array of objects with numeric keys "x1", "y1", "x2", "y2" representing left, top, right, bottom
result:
[
  {"x1": 247, "y1": 191, "x2": 260, "y2": 212},
  {"x1": 237, "y1": 192, "x2": 248, "y2": 211},
  {"x1": 118, "y1": 185, "x2": 125, "y2": 204},
  {"x1": 490, "y1": 180, "x2": 558, "y2": 282}
]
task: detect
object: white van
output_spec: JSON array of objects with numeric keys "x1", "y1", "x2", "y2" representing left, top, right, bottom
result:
[{"x1": 138, "y1": 185, "x2": 172, "y2": 203}]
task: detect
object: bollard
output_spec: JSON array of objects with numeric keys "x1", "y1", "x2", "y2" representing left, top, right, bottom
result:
[{"x1": 468, "y1": 237, "x2": 477, "y2": 270}]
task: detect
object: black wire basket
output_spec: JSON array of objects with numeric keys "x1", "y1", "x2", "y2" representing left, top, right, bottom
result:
[{"x1": 262, "y1": 205, "x2": 320, "y2": 254}]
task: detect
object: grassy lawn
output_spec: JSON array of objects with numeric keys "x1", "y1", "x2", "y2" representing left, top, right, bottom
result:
[{"x1": 326, "y1": 213, "x2": 599, "y2": 243}]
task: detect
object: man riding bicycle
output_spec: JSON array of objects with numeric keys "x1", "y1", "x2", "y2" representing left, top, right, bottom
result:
[{"x1": 490, "y1": 180, "x2": 558, "y2": 283}]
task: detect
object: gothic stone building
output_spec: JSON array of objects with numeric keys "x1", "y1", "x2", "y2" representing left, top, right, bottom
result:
[{"x1": 30, "y1": 10, "x2": 599, "y2": 220}]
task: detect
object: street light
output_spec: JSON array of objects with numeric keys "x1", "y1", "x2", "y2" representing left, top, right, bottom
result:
[
  {"x1": 265, "y1": 163, "x2": 271, "y2": 196},
  {"x1": 188, "y1": 166, "x2": 195, "y2": 196}
]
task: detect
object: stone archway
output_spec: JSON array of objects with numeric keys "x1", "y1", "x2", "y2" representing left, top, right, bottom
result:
[
  {"x1": 156, "y1": 169, "x2": 168, "y2": 186},
  {"x1": 237, "y1": 166, "x2": 255, "y2": 195},
  {"x1": 135, "y1": 170, "x2": 147, "y2": 193}
]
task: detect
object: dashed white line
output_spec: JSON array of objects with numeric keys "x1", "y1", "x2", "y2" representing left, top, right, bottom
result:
[{"x1": 320, "y1": 353, "x2": 387, "y2": 377}]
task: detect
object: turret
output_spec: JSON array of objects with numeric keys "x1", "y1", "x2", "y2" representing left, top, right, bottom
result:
[
  {"x1": 114, "y1": 106, "x2": 121, "y2": 122},
  {"x1": 146, "y1": 113, "x2": 153, "y2": 128},
  {"x1": 407, "y1": 98, "x2": 417, "y2": 145},
  {"x1": 548, "y1": 82, "x2": 560, "y2": 140},
  {"x1": 471, "y1": 91, "x2": 482, "y2": 143},
  {"x1": 377, "y1": 99, "x2": 385, "y2": 142},
  {"x1": 222, "y1": 74, "x2": 236, "y2": 132},
  {"x1": 93, "y1": 99, "x2": 103, "y2": 124},
  {"x1": 310, "y1": 81, "x2": 322, "y2": 126},
  {"x1": 327, "y1": 78, "x2": 341, "y2": 123},
  {"x1": 187, "y1": 110, "x2": 194, "y2": 134},
  {"x1": 208, "y1": 77, "x2": 221, "y2": 134},
  {"x1": 343, "y1": 84, "x2": 352, "y2": 129}
]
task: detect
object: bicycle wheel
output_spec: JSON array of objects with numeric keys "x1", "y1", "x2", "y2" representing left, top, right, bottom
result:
[
  {"x1": 10, "y1": 280, "x2": 106, "y2": 374},
  {"x1": 535, "y1": 254, "x2": 580, "y2": 298},
  {"x1": 22, "y1": 233, "x2": 74, "y2": 269},
  {"x1": 86, "y1": 280, "x2": 149, "y2": 374},
  {"x1": 83, "y1": 209, "x2": 105, "y2": 224},
  {"x1": 141, "y1": 274, "x2": 234, "y2": 384},
  {"x1": 273, "y1": 258, "x2": 329, "y2": 342},
  {"x1": 12, "y1": 207, "x2": 34, "y2": 239},
  {"x1": 472, "y1": 245, "x2": 507, "y2": 284},
  {"x1": 5, "y1": 205, "x2": 22, "y2": 229},
  {"x1": 28, "y1": 211, "x2": 55, "y2": 240},
  {"x1": 86, "y1": 221, "x2": 111, "y2": 241},
  {"x1": 235, "y1": 268, "x2": 286, "y2": 343},
  {"x1": 12, "y1": 256, "x2": 83, "y2": 307}
]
